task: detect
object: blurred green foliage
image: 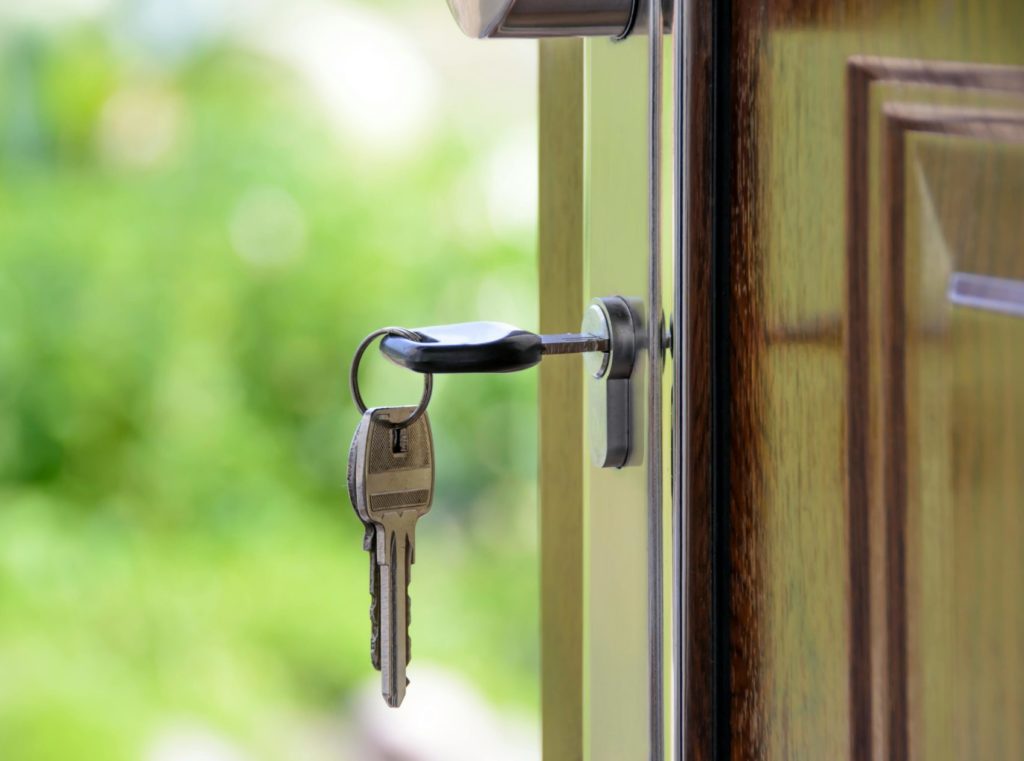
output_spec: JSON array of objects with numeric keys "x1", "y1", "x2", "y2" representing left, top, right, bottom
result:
[{"x1": 0, "y1": 8, "x2": 538, "y2": 760}]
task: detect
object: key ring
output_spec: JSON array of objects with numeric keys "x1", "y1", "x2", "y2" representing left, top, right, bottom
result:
[{"x1": 350, "y1": 327, "x2": 433, "y2": 429}]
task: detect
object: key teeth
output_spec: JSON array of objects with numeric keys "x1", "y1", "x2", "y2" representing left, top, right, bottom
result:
[
  {"x1": 367, "y1": 542, "x2": 382, "y2": 671},
  {"x1": 370, "y1": 611, "x2": 381, "y2": 671}
]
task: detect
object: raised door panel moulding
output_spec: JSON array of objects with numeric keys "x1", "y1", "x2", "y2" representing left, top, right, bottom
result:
[{"x1": 845, "y1": 57, "x2": 1024, "y2": 761}]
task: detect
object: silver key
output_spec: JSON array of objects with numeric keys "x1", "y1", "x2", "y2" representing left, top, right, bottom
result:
[{"x1": 349, "y1": 406, "x2": 434, "y2": 707}]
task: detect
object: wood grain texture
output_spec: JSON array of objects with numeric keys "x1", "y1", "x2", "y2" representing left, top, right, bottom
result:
[
  {"x1": 679, "y1": 0, "x2": 717, "y2": 758},
  {"x1": 704, "y1": 1, "x2": 1024, "y2": 759},
  {"x1": 538, "y1": 38, "x2": 584, "y2": 761}
]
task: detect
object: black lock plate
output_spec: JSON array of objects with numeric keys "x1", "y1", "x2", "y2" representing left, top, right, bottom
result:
[{"x1": 380, "y1": 322, "x2": 543, "y2": 374}]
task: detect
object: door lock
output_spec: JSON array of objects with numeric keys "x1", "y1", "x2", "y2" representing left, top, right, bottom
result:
[{"x1": 380, "y1": 296, "x2": 642, "y2": 468}]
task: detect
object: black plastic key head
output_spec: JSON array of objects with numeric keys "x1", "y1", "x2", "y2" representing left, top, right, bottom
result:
[{"x1": 380, "y1": 322, "x2": 543, "y2": 374}]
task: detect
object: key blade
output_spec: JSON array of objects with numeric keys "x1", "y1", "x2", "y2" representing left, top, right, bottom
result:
[
  {"x1": 539, "y1": 332, "x2": 609, "y2": 355},
  {"x1": 379, "y1": 525, "x2": 411, "y2": 708}
]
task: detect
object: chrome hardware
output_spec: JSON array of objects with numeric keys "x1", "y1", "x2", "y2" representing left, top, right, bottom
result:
[
  {"x1": 583, "y1": 296, "x2": 641, "y2": 469},
  {"x1": 446, "y1": 0, "x2": 640, "y2": 39}
]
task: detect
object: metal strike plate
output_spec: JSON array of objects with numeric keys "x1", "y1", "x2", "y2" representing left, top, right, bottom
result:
[{"x1": 583, "y1": 296, "x2": 640, "y2": 469}]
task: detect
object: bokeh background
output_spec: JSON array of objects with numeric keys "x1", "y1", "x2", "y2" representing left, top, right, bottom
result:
[{"x1": 0, "y1": 1, "x2": 539, "y2": 759}]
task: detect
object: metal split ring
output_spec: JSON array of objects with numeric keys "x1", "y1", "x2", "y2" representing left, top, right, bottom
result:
[{"x1": 349, "y1": 327, "x2": 433, "y2": 429}]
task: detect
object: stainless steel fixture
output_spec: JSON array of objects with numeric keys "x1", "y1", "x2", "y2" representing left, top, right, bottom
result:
[{"x1": 446, "y1": 0, "x2": 640, "y2": 39}]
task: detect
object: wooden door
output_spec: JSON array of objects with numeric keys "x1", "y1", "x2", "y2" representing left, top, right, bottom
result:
[
  {"x1": 678, "y1": 1, "x2": 1024, "y2": 759},
  {"x1": 535, "y1": 1, "x2": 1023, "y2": 758}
]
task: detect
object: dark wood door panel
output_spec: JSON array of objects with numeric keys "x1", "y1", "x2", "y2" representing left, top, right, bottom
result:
[{"x1": 682, "y1": 1, "x2": 1024, "y2": 758}]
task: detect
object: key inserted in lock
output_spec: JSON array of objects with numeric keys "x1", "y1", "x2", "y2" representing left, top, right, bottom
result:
[{"x1": 380, "y1": 295, "x2": 641, "y2": 468}]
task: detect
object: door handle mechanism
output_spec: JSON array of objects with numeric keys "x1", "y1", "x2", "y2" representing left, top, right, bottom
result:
[
  {"x1": 380, "y1": 296, "x2": 641, "y2": 467},
  {"x1": 446, "y1": 0, "x2": 641, "y2": 39}
]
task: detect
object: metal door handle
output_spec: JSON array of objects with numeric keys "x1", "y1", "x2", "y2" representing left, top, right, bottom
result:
[{"x1": 446, "y1": 0, "x2": 640, "y2": 39}]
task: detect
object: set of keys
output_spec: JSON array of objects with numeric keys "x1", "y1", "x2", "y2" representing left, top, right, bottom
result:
[
  {"x1": 345, "y1": 310, "x2": 635, "y2": 707},
  {"x1": 347, "y1": 328, "x2": 436, "y2": 708}
]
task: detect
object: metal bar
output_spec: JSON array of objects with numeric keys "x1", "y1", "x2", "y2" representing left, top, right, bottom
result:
[
  {"x1": 671, "y1": 0, "x2": 690, "y2": 756},
  {"x1": 539, "y1": 333, "x2": 610, "y2": 354},
  {"x1": 648, "y1": 0, "x2": 666, "y2": 757}
]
